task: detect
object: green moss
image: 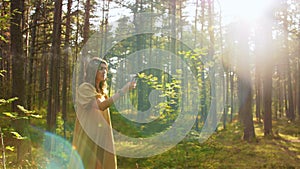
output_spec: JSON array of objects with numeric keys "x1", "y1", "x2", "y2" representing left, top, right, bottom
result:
[{"x1": 117, "y1": 119, "x2": 300, "y2": 169}]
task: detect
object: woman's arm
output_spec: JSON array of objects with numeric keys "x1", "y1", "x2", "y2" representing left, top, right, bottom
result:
[{"x1": 96, "y1": 82, "x2": 136, "y2": 111}]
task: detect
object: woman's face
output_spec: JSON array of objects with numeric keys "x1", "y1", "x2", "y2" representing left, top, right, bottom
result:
[{"x1": 96, "y1": 63, "x2": 108, "y2": 82}]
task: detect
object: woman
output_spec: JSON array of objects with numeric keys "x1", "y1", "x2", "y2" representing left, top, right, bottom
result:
[{"x1": 70, "y1": 57, "x2": 135, "y2": 169}]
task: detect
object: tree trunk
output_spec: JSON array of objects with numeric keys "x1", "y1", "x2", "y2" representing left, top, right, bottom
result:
[
  {"x1": 256, "y1": 14, "x2": 274, "y2": 135},
  {"x1": 78, "y1": 0, "x2": 91, "y2": 86},
  {"x1": 170, "y1": 0, "x2": 176, "y2": 53},
  {"x1": 47, "y1": 0, "x2": 62, "y2": 132},
  {"x1": 0, "y1": 1, "x2": 11, "y2": 98},
  {"x1": 278, "y1": 67, "x2": 283, "y2": 118},
  {"x1": 236, "y1": 21, "x2": 255, "y2": 141},
  {"x1": 11, "y1": 0, "x2": 25, "y2": 115},
  {"x1": 73, "y1": 0, "x2": 80, "y2": 89},
  {"x1": 255, "y1": 63, "x2": 262, "y2": 123},
  {"x1": 194, "y1": 0, "x2": 199, "y2": 48},
  {"x1": 200, "y1": 0, "x2": 207, "y2": 123},
  {"x1": 263, "y1": 66, "x2": 273, "y2": 135},
  {"x1": 230, "y1": 70, "x2": 234, "y2": 122},
  {"x1": 200, "y1": 0, "x2": 205, "y2": 47},
  {"x1": 286, "y1": 65, "x2": 295, "y2": 121},
  {"x1": 100, "y1": 0, "x2": 110, "y2": 58},
  {"x1": 11, "y1": 0, "x2": 30, "y2": 162},
  {"x1": 208, "y1": 0, "x2": 217, "y2": 128},
  {"x1": 27, "y1": 0, "x2": 41, "y2": 110},
  {"x1": 83, "y1": 0, "x2": 90, "y2": 45},
  {"x1": 62, "y1": 0, "x2": 72, "y2": 139},
  {"x1": 282, "y1": 0, "x2": 295, "y2": 121},
  {"x1": 238, "y1": 78, "x2": 255, "y2": 141},
  {"x1": 134, "y1": 0, "x2": 147, "y2": 122},
  {"x1": 38, "y1": 2, "x2": 49, "y2": 109}
]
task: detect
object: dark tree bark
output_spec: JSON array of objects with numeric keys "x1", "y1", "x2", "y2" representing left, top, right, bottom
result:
[
  {"x1": 236, "y1": 21, "x2": 255, "y2": 141},
  {"x1": 133, "y1": 0, "x2": 147, "y2": 122},
  {"x1": 263, "y1": 63, "x2": 273, "y2": 136},
  {"x1": 47, "y1": 0, "x2": 62, "y2": 132},
  {"x1": 208, "y1": 0, "x2": 217, "y2": 128},
  {"x1": 278, "y1": 67, "x2": 283, "y2": 118},
  {"x1": 255, "y1": 11, "x2": 274, "y2": 135},
  {"x1": 261, "y1": 17, "x2": 274, "y2": 136},
  {"x1": 282, "y1": 0, "x2": 295, "y2": 121},
  {"x1": 100, "y1": 0, "x2": 109, "y2": 58},
  {"x1": 194, "y1": 0, "x2": 200, "y2": 130},
  {"x1": 200, "y1": 0, "x2": 205, "y2": 47},
  {"x1": 38, "y1": 20, "x2": 46, "y2": 109},
  {"x1": 83, "y1": 0, "x2": 90, "y2": 45},
  {"x1": 230, "y1": 70, "x2": 234, "y2": 122},
  {"x1": 194, "y1": 0, "x2": 199, "y2": 48},
  {"x1": 200, "y1": 0, "x2": 207, "y2": 123},
  {"x1": 286, "y1": 65, "x2": 295, "y2": 121},
  {"x1": 72, "y1": 0, "x2": 80, "y2": 88},
  {"x1": 78, "y1": 0, "x2": 91, "y2": 86},
  {"x1": 11, "y1": 0, "x2": 25, "y2": 113},
  {"x1": 38, "y1": 1, "x2": 50, "y2": 109},
  {"x1": 170, "y1": 0, "x2": 176, "y2": 53},
  {"x1": 62, "y1": 0, "x2": 72, "y2": 139},
  {"x1": 27, "y1": 0, "x2": 41, "y2": 109},
  {"x1": 255, "y1": 61, "x2": 262, "y2": 123},
  {"x1": 10, "y1": 0, "x2": 31, "y2": 162},
  {"x1": 0, "y1": 1, "x2": 11, "y2": 98},
  {"x1": 238, "y1": 77, "x2": 255, "y2": 141}
]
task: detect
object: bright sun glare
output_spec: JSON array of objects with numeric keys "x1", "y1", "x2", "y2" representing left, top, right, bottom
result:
[{"x1": 221, "y1": 0, "x2": 273, "y2": 23}]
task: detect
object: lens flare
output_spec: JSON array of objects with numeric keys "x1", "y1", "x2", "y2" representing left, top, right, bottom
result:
[
  {"x1": 31, "y1": 128, "x2": 84, "y2": 169},
  {"x1": 73, "y1": 12, "x2": 224, "y2": 158}
]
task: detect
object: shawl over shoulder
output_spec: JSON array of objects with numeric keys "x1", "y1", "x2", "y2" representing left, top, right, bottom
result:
[{"x1": 69, "y1": 83, "x2": 117, "y2": 169}]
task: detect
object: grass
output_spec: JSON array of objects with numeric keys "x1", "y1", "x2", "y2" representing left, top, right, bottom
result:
[
  {"x1": 117, "y1": 119, "x2": 300, "y2": 169},
  {"x1": 1, "y1": 109, "x2": 299, "y2": 168}
]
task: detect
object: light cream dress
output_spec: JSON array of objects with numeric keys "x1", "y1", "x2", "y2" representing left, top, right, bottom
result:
[{"x1": 70, "y1": 83, "x2": 117, "y2": 169}]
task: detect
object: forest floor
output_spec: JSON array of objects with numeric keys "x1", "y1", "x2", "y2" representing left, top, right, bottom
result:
[
  {"x1": 117, "y1": 119, "x2": 300, "y2": 169},
  {"x1": 1, "y1": 118, "x2": 299, "y2": 168}
]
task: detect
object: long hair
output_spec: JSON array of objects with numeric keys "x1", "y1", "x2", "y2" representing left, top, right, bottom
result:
[{"x1": 85, "y1": 57, "x2": 108, "y2": 98}]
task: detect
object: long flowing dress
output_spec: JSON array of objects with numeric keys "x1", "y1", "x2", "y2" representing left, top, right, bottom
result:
[{"x1": 70, "y1": 82, "x2": 117, "y2": 169}]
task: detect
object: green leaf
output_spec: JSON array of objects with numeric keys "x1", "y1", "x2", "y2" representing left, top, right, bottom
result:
[
  {"x1": 152, "y1": 77, "x2": 158, "y2": 81},
  {"x1": 138, "y1": 73, "x2": 145, "y2": 78},
  {"x1": 30, "y1": 114, "x2": 42, "y2": 119},
  {"x1": 2, "y1": 112, "x2": 18, "y2": 118},
  {"x1": 0, "y1": 70, "x2": 6, "y2": 75},
  {"x1": 0, "y1": 36, "x2": 8, "y2": 43},
  {"x1": 0, "y1": 97, "x2": 18, "y2": 106},
  {"x1": 19, "y1": 116, "x2": 29, "y2": 120},
  {"x1": 17, "y1": 105, "x2": 35, "y2": 114},
  {"x1": 5, "y1": 146, "x2": 15, "y2": 152},
  {"x1": 11, "y1": 131, "x2": 27, "y2": 140},
  {"x1": 7, "y1": 97, "x2": 18, "y2": 102}
]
